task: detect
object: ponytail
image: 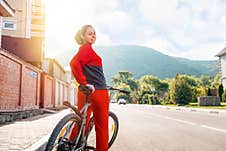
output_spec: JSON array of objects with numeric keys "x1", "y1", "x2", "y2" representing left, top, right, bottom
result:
[{"x1": 74, "y1": 30, "x2": 83, "y2": 45}]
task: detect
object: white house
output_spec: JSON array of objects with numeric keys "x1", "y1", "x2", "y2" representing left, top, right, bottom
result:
[{"x1": 216, "y1": 47, "x2": 226, "y2": 90}]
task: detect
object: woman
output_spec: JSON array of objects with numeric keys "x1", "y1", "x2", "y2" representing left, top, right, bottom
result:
[{"x1": 70, "y1": 25, "x2": 109, "y2": 151}]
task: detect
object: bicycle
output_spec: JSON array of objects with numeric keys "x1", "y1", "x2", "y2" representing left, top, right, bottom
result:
[{"x1": 45, "y1": 85, "x2": 130, "y2": 151}]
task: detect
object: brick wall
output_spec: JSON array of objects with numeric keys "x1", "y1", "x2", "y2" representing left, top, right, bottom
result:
[
  {"x1": 21, "y1": 67, "x2": 40, "y2": 110},
  {"x1": 0, "y1": 49, "x2": 76, "y2": 112},
  {"x1": 40, "y1": 73, "x2": 54, "y2": 108},
  {"x1": 54, "y1": 78, "x2": 70, "y2": 108},
  {"x1": 0, "y1": 17, "x2": 2, "y2": 47},
  {"x1": 0, "y1": 49, "x2": 41, "y2": 112},
  {"x1": 0, "y1": 53, "x2": 21, "y2": 111},
  {"x1": 198, "y1": 96, "x2": 221, "y2": 106}
]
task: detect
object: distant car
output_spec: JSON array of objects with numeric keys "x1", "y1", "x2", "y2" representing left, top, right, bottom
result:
[
  {"x1": 118, "y1": 99, "x2": 127, "y2": 105},
  {"x1": 110, "y1": 99, "x2": 117, "y2": 103}
]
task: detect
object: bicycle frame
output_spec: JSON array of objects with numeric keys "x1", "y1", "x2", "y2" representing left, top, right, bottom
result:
[
  {"x1": 61, "y1": 86, "x2": 130, "y2": 151},
  {"x1": 70, "y1": 94, "x2": 92, "y2": 151}
]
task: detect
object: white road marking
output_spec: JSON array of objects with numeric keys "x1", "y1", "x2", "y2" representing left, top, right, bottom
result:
[
  {"x1": 201, "y1": 125, "x2": 226, "y2": 134},
  {"x1": 164, "y1": 116, "x2": 196, "y2": 126},
  {"x1": 138, "y1": 110, "x2": 226, "y2": 134}
]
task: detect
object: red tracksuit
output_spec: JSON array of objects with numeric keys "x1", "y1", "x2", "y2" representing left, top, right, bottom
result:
[{"x1": 70, "y1": 44, "x2": 109, "y2": 151}]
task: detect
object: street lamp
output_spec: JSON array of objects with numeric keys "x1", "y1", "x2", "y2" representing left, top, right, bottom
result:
[{"x1": 151, "y1": 86, "x2": 156, "y2": 105}]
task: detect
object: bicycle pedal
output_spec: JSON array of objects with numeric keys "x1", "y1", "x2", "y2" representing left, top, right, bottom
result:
[{"x1": 57, "y1": 137, "x2": 74, "y2": 151}]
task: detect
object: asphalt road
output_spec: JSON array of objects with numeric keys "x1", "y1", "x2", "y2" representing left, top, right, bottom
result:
[{"x1": 109, "y1": 104, "x2": 226, "y2": 151}]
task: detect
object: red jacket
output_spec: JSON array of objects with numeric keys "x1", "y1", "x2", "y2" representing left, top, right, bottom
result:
[{"x1": 70, "y1": 44, "x2": 107, "y2": 89}]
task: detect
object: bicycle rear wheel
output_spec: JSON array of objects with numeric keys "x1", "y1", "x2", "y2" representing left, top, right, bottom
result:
[
  {"x1": 45, "y1": 113, "x2": 81, "y2": 151},
  {"x1": 86, "y1": 111, "x2": 119, "y2": 149}
]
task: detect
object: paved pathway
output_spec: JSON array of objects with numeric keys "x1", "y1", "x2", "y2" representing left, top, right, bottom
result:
[{"x1": 0, "y1": 109, "x2": 71, "y2": 151}]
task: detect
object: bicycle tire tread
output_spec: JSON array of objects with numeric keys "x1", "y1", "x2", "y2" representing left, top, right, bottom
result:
[{"x1": 45, "y1": 113, "x2": 81, "y2": 151}]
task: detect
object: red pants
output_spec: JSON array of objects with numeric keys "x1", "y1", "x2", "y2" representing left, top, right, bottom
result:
[{"x1": 70, "y1": 89, "x2": 109, "y2": 151}]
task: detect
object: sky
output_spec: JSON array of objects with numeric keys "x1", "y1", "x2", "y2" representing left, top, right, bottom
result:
[{"x1": 45, "y1": 0, "x2": 226, "y2": 60}]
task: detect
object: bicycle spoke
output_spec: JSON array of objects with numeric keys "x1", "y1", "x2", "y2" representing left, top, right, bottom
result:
[{"x1": 45, "y1": 113, "x2": 81, "y2": 151}]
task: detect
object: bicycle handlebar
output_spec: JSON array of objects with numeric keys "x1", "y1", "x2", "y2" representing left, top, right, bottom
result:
[
  {"x1": 79, "y1": 85, "x2": 93, "y2": 94},
  {"x1": 79, "y1": 85, "x2": 130, "y2": 95},
  {"x1": 107, "y1": 86, "x2": 130, "y2": 95}
]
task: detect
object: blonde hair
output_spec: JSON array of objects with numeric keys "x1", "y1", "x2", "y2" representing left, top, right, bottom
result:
[{"x1": 74, "y1": 25, "x2": 94, "y2": 45}]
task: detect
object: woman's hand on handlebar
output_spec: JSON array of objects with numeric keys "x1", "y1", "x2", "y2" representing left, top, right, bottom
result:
[
  {"x1": 79, "y1": 84, "x2": 95, "y2": 94},
  {"x1": 86, "y1": 84, "x2": 95, "y2": 93}
]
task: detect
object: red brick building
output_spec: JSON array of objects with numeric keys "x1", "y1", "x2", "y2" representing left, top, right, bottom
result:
[
  {"x1": 0, "y1": 49, "x2": 41, "y2": 112},
  {"x1": 0, "y1": 1, "x2": 76, "y2": 120},
  {"x1": 1, "y1": 0, "x2": 45, "y2": 68},
  {"x1": 0, "y1": 0, "x2": 14, "y2": 47}
]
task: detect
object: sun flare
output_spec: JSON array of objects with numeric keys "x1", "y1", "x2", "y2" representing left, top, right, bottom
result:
[{"x1": 45, "y1": 0, "x2": 87, "y2": 58}]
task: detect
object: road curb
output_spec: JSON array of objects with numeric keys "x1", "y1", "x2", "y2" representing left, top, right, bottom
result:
[{"x1": 150, "y1": 105, "x2": 226, "y2": 116}]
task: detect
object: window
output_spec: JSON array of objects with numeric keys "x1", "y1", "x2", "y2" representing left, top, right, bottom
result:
[{"x1": 2, "y1": 20, "x2": 16, "y2": 30}]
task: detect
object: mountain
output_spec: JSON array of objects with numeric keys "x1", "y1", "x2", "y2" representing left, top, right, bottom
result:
[{"x1": 55, "y1": 45, "x2": 218, "y2": 82}]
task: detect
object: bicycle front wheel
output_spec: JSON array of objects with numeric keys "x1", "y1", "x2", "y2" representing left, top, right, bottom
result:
[
  {"x1": 45, "y1": 113, "x2": 81, "y2": 151},
  {"x1": 86, "y1": 111, "x2": 119, "y2": 149}
]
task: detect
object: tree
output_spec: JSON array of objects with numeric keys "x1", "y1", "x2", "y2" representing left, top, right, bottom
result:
[
  {"x1": 207, "y1": 87, "x2": 211, "y2": 96},
  {"x1": 180, "y1": 75, "x2": 201, "y2": 87},
  {"x1": 137, "y1": 83, "x2": 152, "y2": 104},
  {"x1": 111, "y1": 71, "x2": 133, "y2": 85},
  {"x1": 135, "y1": 75, "x2": 169, "y2": 104},
  {"x1": 142, "y1": 93, "x2": 152, "y2": 104},
  {"x1": 211, "y1": 73, "x2": 221, "y2": 88},
  {"x1": 130, "y1": 90, "x2": 140, "y2": 104},
  {"x1": 111, "y1": 71, "x2": 137, "y2": 91},
  {"x1": 111, "y1": 71, "x2": 136, "y2": 103},
  {"x1": 112, "y1": 83, "x2": 132, "y2": 102},
  {"x1": 179, "y1": 75, "x2": 202, "y2": 102},
  {"x1": 127, "y1": 78, "x2": 138, "y2": 91},
  {"x1": 222, "y1": 90, "x2": 226, "y2": 102},
  {"x1": 139, "y1": 75, "x2": 169, "y2": 92},
  {"x1": 218, "y1": 84, "x2": 224, "y2": 101},
  {"x1": 192, "y1": 86, "x2": 206, "y2": 99},
  {"x1": 200, "y1": 75, "x2": 211, "y2": 86},
  {"x1": 169, "y1": 74, "x2": 193, "y2": 105}
]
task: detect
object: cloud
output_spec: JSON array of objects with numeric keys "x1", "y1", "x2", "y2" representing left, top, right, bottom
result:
[
  {"x1": 138, "y1": 36, "x2": 176, "y2": 55},
  {"x1": 96, "y1": 10, "x2": 132, "y2": 34},
  {"x1": 91, "y1": 0, "x2": 118, "y2": 14},
  {"x1": 167, "y1": 29, "x2": 195, "y2": 50},
  {"x1": 221, "y1": 15, "x2": 226, "y2": 26},
  {"x1": 45, "y1": 0, "x2": 226, "y2": 60},
  {"x1": 138, "y1": 0, "x2": 191, "y2": 28},
  {"x1": 95, "y1": 31, "x2": 112, "y2": 46},
  {"x1": 179, "y1": 43, "x2": 225, "y2": 60},
  {"x1": 137, "y1": 0, "x2": 226, "y2": 60}
]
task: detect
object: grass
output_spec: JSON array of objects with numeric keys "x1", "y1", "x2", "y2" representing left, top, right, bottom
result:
[{"x1": 185, "y1": 102, "x2": 226, "y2": 110}]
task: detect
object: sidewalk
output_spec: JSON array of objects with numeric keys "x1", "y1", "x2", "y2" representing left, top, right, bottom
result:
[{"x1": 0, "y1": 109, "x2": 72, "y2": 151}]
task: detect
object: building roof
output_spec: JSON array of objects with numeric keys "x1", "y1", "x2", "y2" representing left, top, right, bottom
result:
[
  {"x1": 0, "y1": 0, "x2": 14, "y2": 17},
  {"x1": 216, "y1": 47, "x2": 226, "y2": 57}
]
